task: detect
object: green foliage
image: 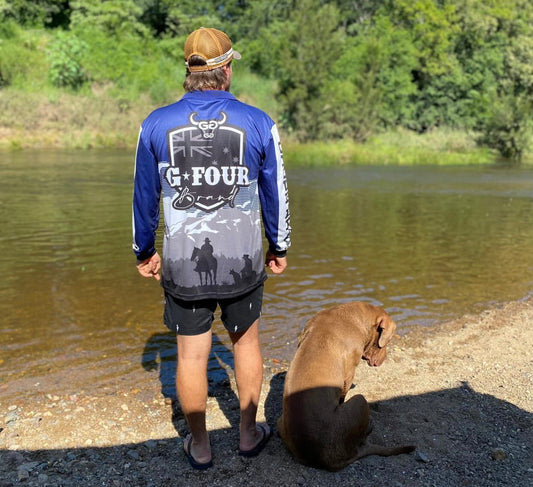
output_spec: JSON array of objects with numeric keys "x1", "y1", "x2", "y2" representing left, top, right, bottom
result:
[
  {"x1": 230, "y1": 65, "x2": 280, "y2": 116},
  {"x1": 0, "y1": 23, "x2": 48, "y2": 88},
  {"x1": 75, "y1": 27, "x2": 182, "y2": 103},
  {"x1": 1, "y1": 0, "x2": 533, "y2": 161},
  {"x1": 70, "y1": 0, "x2": 149, "y2": 38},
  {"x1": 275, "y1": 0, "x2": 344, "y2": 140},
  {"x1": 325, "y1": 16, "x2": 418, "y2": 140},
  {"x1": 479, "y1": 94, "x2": 533, "y2": 161},
  {"x1": 46, "y1": 31, "x2": 87, "y2": 89},
  {"x1": 136, "y1": 0, "x2": 223, "y2": 38},
  {"x1": 283, "y1": 130, "x2": 494, "y2": 167},
  {"x1": 0, "y1": 0, "x2": 68, "y2": 27}
]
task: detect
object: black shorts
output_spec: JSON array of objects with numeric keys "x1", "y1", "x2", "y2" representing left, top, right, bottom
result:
[{"x1": 163, "y1": 284, "x2": 264, "y2": 336}]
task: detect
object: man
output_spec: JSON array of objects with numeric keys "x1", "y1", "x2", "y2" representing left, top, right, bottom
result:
[{"x1": 132, "y1": 27, "x2": 291, "y2": 470}]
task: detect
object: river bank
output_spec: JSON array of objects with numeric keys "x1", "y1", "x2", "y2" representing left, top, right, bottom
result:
[
  {"x1": 1, "y1": 88, "x2": 515, "y2": 166},
  {"x1": 1, "y1": 298, "x2": 532, "y2": 486}
]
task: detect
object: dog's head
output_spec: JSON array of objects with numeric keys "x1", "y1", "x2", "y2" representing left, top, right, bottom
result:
[{"x1": 362, "y1": 313, "x2": 396, "y2": 367}]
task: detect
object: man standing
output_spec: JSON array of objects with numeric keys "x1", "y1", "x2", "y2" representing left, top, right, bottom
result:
[{"x1": 132, "y1": 27, "x2": 291, "y2": 470}]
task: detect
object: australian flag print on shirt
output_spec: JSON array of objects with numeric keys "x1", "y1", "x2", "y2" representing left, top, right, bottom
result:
[{"x1": 165, "y1": 111, "x2": 249, "y2": 212}]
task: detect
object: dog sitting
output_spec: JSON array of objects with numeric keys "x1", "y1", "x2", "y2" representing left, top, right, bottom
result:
[{"x1": 277, "y1": 301, "x2": 415, "y2": 471}]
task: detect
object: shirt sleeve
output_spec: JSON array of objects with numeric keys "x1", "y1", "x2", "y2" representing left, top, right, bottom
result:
[
  {"x1": 258, "y1": 123, "x2": 291, "y2": 256},
  {"x1": 132, "y1": 127, "x2": 161, "y2": 261}
]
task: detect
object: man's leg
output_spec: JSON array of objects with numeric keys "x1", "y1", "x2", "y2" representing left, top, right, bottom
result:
[
  {"x1": 229, "y1": 319, "x2": 270, "y2": 451},
  {"x1": 177, "y1": 329, "x2": 212, "y2": 463}
]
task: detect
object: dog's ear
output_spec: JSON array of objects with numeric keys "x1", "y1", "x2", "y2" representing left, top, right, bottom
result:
[{"x1": 377, "y1": 315, "x2": 396, "y2": 348}]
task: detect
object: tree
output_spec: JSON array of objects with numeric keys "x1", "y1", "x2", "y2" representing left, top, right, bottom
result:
[
  {"x1": 276, "y1": 0, "x2": 343, "y2": 140},
  {"x1": 0, "y1": 0, "x2": 69, "y2": 28},
  {"x1": 454, "y1": 0, "x2": 533, "y2": 160},
  {"x1": 70, "y1": 0, "x2": 148, "y2": 38},
  {"x1": 480, "y1": 94, "x2": 533, "y2": 161},
  {"x1": 325, "y1": 15, "x2": 418, "y2": 139},
  {"x1": 136, "y1": 0, "x2": 231, "y2": 38}
]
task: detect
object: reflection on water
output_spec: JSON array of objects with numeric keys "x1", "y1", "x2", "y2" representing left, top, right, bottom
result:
[{"x1": 1, "y1": 150, "x2": 532, "y2": 400}]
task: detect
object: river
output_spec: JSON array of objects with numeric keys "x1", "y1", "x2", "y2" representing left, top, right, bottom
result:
[{"x1": 1, "y1": 150, "x2": 532, "y2": 400}]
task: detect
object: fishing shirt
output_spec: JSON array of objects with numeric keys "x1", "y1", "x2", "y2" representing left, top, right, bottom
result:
[{"x1": 132, "y1": 90, "x2": 291, "y2": 300}]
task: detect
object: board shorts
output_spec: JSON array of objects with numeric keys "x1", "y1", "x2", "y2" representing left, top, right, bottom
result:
[{"x1": 163, "y1": 284, "x2": 264, "y2": 336}]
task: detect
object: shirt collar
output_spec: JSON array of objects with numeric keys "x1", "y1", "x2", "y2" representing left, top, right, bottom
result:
[{"x1": 183, "y1": 90, "x2": 236, "y2": 101}]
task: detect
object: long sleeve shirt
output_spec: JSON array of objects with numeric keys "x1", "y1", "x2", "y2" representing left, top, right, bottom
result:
[{"x1": 132, "y1": 90, "x2": 291, "y2": 300}]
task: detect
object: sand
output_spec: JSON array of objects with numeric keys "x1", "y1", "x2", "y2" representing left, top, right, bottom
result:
[{"x1": 1, "y1": 299, "x2": 532, "y2": 486}]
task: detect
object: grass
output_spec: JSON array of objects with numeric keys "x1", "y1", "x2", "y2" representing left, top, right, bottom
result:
[
  {"x1": 0, "y1": 80, "x2": 525, "y2": 166},
  {"x1": 0, "y1": 86, "x2": 509, "y2": 166},
  {"x1": 283, "y1": 129, "x2": 498, "y2": 167},
  {"x1": 0, "y1": 87, "x2": 157, "y2": 150},
  {"x1": 0, "y1": 65, "x2": 280, "y2": 151}
]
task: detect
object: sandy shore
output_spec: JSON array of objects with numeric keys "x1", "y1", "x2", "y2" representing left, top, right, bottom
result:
[{"x1": 1, "y1": 299, "x2": 532, "y2": 486}]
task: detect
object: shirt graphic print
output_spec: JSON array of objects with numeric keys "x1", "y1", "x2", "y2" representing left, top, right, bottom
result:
[{"x1": 165, "y1": 111, "x2": 249, "y2": 212}]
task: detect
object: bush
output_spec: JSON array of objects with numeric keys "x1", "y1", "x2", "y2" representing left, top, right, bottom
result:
[
  {"x1": 46, "y1": 31, "x2": 87, "y2": 89},
  {"x1": 0, "y1": 24, "x2": 48, "y2": 89},
  {"x1": 479, "y1": 94, "x2": 533, "y2": 161}
]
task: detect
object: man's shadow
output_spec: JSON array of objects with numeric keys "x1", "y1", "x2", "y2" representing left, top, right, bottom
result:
[{"x1": 141, "y1": 330, "x2": 240, "y2": 436}]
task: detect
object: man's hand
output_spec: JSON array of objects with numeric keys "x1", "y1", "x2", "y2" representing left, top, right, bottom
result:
[
  {"x1": 265, "y1": 251, "x2": 287, "y2": 275},
  {"x1": 136, "y1": 252, "x2": 161, "y2": 281}
]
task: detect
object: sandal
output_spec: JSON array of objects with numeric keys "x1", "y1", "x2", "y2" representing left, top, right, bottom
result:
[
  {"x1": 238, "y1": 424, "x2": 272, "y2": 458},
  {"x1": 183, "y1": 434, "x2": 213, "y2": 470}
]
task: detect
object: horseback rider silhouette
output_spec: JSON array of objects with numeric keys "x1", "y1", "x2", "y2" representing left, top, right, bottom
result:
[
  {"x1": 191, "y1": 238, "x2": 218, "y2": 286},
  {"x1": 241, "y1": 254, "x2": 253, "y2": 280},
  {"x1": 201, "y1": 238, "x2": 214, "y2": 258}
]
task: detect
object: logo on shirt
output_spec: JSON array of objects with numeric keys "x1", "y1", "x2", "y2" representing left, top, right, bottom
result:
[{"x1": 166, "y1": 111, "x2": 249, "y2": 212}]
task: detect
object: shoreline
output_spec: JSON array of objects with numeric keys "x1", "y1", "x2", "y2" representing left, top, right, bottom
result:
[
  {"x1": 2, "y1": 129, "x2": 526, "y2": 167},
  {"x1": 1, "y1": 298, "x2": 532, "y2": 486}
]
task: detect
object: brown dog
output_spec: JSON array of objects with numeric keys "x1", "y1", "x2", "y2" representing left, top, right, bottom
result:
[{"x1": 277, "y1": 302, "x2": 415, "y2": 471}]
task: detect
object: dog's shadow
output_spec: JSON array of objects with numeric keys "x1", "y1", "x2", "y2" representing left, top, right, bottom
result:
[{"x1": 141, "y1": 331, "x2": 240, "y2": 436}]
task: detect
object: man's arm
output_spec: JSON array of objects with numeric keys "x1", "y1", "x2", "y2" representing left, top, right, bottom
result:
[
  {"x1": 132, "y1": 127, "x2": 161, "y2": 266},
  {"x1": 258, "y1": 123, "x2": 291, "y2": 264}
]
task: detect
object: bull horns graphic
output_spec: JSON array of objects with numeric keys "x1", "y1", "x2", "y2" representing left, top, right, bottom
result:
[{"x1": 189, "y1": 111, "x2": 227, "y2": 139}]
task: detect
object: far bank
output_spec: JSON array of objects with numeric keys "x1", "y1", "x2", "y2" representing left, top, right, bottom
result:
[{"x1": 1, "y1": 89, "x2": 529, "y2": 166}]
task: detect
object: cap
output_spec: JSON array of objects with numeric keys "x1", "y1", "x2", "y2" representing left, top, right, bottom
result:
[{"x1": 184, "y1": 27, "x2": 241, "y2": 72}]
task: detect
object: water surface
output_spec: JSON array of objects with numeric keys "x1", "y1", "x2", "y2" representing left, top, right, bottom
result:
[{"x1": 1, "y1": 150, "x2": 532, "y2": 400}]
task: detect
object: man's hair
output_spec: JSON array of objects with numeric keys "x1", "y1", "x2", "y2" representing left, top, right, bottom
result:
[{"x1": 183, "y1": 55, "x2": 230, "y2": 92}]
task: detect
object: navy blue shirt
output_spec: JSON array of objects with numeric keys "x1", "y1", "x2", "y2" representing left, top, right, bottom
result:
[{"x1": 133, "y1": 90, "x2": 291, "y2": 300}]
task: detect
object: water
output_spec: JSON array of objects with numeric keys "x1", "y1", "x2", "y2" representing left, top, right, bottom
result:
[{"x1": 1, "y1": 150, "x2": 532, "y2": 401}]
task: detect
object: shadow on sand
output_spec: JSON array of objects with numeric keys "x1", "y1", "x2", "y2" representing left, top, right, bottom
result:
[
  {"x1": 1, "y1": 335, "x2": 531, "y2": 486},
  {"x1": 140, "y1": 331, "x2": 242, "y2": 437}
]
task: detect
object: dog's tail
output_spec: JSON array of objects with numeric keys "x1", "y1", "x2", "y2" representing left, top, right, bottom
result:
[{"x1": 355, "y1": 443, "x2": 416, "y2": 460}]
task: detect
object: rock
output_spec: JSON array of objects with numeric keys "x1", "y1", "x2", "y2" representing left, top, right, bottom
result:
[
  {"x1": 145, "y1": 440, "x2": 158, "y2": 450},
  {"x1": 414, "y1": 450, "x2": 430, "y2": 463},
  {"x1": 491, "y1": 448, "x2": 507, "y2": 461},
  {"x1": 16, "y1": 461, "x2": 40, "y2": 481},
  {"x1": 4, "y1": 450, "x2": 25, "y2": 466},
  {"x1": 5, "y1": 411, "x2": 19, "y2": 424},
  {"x1": 127, "y1": 449, "x2": 140, "y2": 460},
  {"x1": 17, "y1": 468, "x2": 30, "y2": 481},
  {"x1": 19, "y1": 461, "x2": 40, "y2": 472}
]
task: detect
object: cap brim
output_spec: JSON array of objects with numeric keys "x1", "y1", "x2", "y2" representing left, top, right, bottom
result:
[{"x1": 233, "y1": 50, "x2": 242, "y2": 61}]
